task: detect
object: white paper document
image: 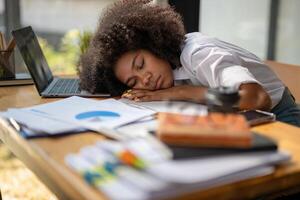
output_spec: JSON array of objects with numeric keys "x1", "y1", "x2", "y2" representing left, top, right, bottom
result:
[
  {"x1": 116, "y1": 118, "x2": 157, "y2": 138},
  {"x1": 147, "y1": 151, "x2": 290, "y2": 184},
  {"x1": 1, "y1": 96, "x2": 156, "y2": 138},
  {"x1": 1, "y1": 109, "x2": 85, "y2": 136},
  {"x1": 119, "y1": 98, "x2": 208, "y2": 116},
  {"x1": 22, "y1": 97, "x2": 155, "y2": 138}
]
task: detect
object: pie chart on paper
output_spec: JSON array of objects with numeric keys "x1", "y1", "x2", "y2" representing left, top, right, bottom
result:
[{"x1": 75, "y1": 111, "x2": 120, "y2": 122}]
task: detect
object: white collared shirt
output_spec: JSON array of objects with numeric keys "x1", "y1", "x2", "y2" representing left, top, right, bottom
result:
[{"x1": 173, "y1": 32, "x2": 285, "y2": 108}]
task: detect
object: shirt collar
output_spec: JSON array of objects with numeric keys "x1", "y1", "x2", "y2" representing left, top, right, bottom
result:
[{"x1": 173, "y1": 67, "x2": 190, "y2": 80}]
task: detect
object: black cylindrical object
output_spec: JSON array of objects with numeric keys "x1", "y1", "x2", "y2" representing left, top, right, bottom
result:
[{"x1": 205, "y1": 86, "x2": 240, "y2": 113}]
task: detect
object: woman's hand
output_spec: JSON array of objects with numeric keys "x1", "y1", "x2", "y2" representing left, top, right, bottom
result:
[
  {"x1": 239, "y1": 83, "x2": 272, "y2": 111},
  {"x1": 122, "y1": 85, "x2": 207, "y2": 102}
]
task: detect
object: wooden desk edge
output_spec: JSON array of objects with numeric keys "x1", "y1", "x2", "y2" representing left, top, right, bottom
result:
[{"x1": 0, "y1": 118, "x2": 106, "y2": 200}]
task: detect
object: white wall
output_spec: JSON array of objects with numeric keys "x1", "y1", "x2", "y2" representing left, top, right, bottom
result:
[
  {"x1": 0, "y1": 0, "x2": 4, "y2": 32},
  {"x1": 0, "y1": 0, "x2": 4, "y2": 13},
  {"x1": 276, "y1": 0, "x2": 300, "y2": 65},
  {"x1": 200, "y1": 0, "x2": 270, "y2": 60}
]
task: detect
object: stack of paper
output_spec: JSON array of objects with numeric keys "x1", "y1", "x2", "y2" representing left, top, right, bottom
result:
[
  {"x1": 65, "y1": 139, "x2": 290, "y2": 200},
  {"x1": 116, "y1": 98, "x2": 209, "y2": 138},
  {"x1": 1, "y1": 108, "x2": 86, "y2": 137},
  {"x1": 119, "y1": 98, "x2": 208, "y2": 116},
  {"x1": 0, "y1": 96, "x2": 155, "y2": 139}
]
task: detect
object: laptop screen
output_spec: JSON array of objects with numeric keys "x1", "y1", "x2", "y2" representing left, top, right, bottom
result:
[{"x1": 12, "y1": 26, "x2": 53, "y2": 94}]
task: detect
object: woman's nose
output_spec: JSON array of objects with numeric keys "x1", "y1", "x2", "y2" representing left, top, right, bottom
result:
[{"x1": 142, "y1": 72, "x2": 151, "y2": 86}]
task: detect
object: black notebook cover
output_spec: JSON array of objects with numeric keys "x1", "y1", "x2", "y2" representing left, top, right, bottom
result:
[{"x1": 157, "y1": 133, "x2": 278, "y2": 160}]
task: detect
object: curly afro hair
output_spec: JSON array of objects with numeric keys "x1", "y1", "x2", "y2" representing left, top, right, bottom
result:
[{"x1": 79, "y1": 0, "x2": 186, "y2": 96}]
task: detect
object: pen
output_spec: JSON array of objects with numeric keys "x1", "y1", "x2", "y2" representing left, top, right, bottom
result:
[
  {"x1": 4, "y1": 38, "x2": 16, "y2": 60},
  {"x1": 0, "y1": 32, "x2": 4, "y2": 50},
  {"x1": 96, "y1": 140, "x2": 146, "y2": 169},
  {"x1": 117, "y1": 149, "x2": 146, "y2": 169},
  {"x1": 6, "y1": 38, "x2": 16, "y2": 52},
  {"x1": 7, "y1": 117, "x2": 28, "y2": 138},
  {"x1": 8, "y1": 117, "x2": 21, "y2": 132},
  {"x1": 7, "y1": 117, "x2": 48, "y2": 138}
]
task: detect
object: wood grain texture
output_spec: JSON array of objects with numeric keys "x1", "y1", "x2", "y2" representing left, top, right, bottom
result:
[
  {"x1": 265, "y1": 60, "x2": 300, "y2": 103},
  {"x1": 1, "y1": 65, "x2": 300, "y2": 199}
]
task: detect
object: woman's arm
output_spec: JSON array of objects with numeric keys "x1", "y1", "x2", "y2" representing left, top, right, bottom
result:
[
  {"x1": 122, "y1": 85, "x2": 208, "y2": 103},
  {"x1": 238, "y1": 83, "x2": 272, "y2": 111},
  {"x1": 122, "y1": 83, "x2": 271, "y2": 111}
]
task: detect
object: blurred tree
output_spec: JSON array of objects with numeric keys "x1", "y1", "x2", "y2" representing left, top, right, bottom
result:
[{"x1": 39, "y1": 29, "x2": 92, "y2": 75}]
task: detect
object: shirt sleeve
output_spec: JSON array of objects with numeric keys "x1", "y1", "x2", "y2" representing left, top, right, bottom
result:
[{"x1": 189, "y1": 46, "x2": 260, "y2": 89}]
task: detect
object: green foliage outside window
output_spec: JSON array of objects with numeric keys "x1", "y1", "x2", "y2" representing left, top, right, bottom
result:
[{"x1": 39, "y1": 29, "x2": 92, "y2": 75}]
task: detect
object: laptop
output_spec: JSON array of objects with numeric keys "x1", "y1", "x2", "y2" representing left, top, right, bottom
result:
[{"x1": 12, "y1": 26, "x2": 110, "y2": 98}]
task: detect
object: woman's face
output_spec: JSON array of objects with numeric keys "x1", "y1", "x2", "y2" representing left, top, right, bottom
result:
[{"x1": 114, "y1": 49, "x2": 174, "y2": 90}]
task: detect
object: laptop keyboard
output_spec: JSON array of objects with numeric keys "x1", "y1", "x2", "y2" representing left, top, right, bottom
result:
[{"x1": 48, "y1": 79, "x2": 80, "y2": 94}]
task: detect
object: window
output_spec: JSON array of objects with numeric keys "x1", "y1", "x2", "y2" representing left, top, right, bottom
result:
[
  {"x1": 0, "y1": 0, "x2": 4, "y2": 33},
  {"x1": 200, "y1": 0, "x2": 270, "y2": 60},
  {"x1": 2, "y1": 0, "x2": 118, "y2": 75},
  {"x1": 276, "y1": 0, "x2": 300, "y2": 65},
  {"x1": 172, "y1": 0, "x2": 300, "y2": 66}
]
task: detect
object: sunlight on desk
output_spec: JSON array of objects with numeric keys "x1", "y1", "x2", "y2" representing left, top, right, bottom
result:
[{"x1": 0, "y1": 142, "x2": 57, "y2": 200}]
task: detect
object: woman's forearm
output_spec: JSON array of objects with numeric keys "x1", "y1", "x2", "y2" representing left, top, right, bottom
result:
[
  {"x1": 123, "y1": 84, "x2": 271, "y2": 111},
  {"x1": 177, "y1": 84, "x2": 272, "y2": 111},
  {"x1": 175, "y1": 85, "x2": 208, "y2": 103}
]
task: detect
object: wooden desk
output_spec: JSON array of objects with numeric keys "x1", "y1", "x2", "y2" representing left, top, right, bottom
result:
[
  {"x1": 265, "y1": 60, "x2": 300, "y2": 103},
  {"x1": 1, "y1": 84, "x2": 300, "y2": 200}
]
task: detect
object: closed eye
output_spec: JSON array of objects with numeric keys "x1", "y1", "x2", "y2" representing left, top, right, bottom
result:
[
  {"x1": 137, "y1": 58, "x2": 144, "y2": 70},
  {"x1": 126, "y1": 53, "x2": 144, "y2": 88},
  {"x1": 128, "y1": 78, "x2": 137, "y2": 88}
]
